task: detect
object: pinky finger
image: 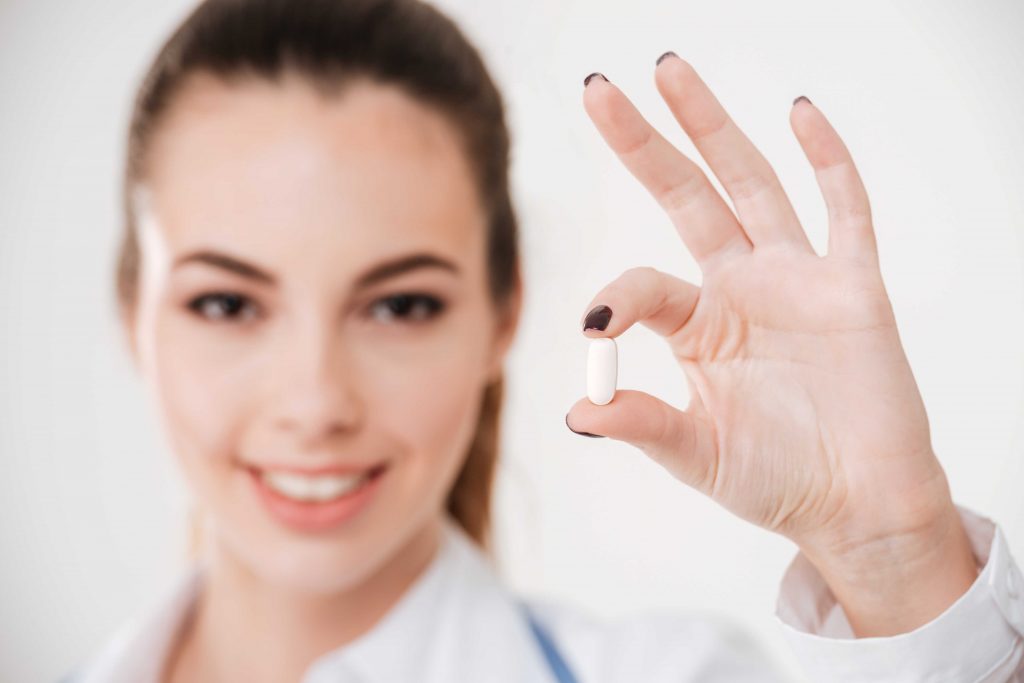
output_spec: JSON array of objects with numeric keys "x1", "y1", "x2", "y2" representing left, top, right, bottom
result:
[{"x1": 789, "y1": 98, "x2": 878, "y2": 265}]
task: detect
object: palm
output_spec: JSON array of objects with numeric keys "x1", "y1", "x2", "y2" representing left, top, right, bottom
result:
[{"x1": 674, "y1": 248, "x2": 933, "y2": 538}]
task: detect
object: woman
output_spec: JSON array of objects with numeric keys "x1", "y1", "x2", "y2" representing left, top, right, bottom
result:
[{"x1": 70, "y1": 0, "x2": 1024, "y2": 681}]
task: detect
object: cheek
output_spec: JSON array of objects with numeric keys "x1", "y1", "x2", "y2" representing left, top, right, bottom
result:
[
  {"x1": 147, "y1": 311, "x2": 259, "y2": 477},
  {"x1": 360, "y1": 317, "x2": 492, "y2": 475},
  {"x1": 386, "y1": 360, "x2": 481, "y2": 454}
]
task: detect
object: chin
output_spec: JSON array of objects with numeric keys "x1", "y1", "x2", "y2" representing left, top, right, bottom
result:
[
  {"x1": 209, "y1": 515, "x2": 397, "y2": 596},
  {"x1": 220, "y1": 490, "x2": 427, "y2": 597},
  {"x1": 263, "y1": 538, "x2": 392, "y2": 596}
]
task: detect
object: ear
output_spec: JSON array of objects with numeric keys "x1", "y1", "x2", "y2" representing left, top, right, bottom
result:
[{"x1": 485, "y1": 267, "x2": 523, "y2": 383}]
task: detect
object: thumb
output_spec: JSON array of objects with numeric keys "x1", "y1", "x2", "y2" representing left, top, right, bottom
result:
[{"x1": 566, "y1": 389, "x2": 719, "y2": 495}]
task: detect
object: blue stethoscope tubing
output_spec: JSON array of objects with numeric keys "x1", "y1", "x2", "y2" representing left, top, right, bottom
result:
[{"x1": 519, "y1": 601, "x2": 582, "y2": 683}]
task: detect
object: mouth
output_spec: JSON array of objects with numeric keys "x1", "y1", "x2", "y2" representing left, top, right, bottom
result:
[
  {"x1": 245, "y1": 462, "x2": 389, "y2": 503},
  {"x1": 243, "y1": 459, "x2": 389, "y2": 532}
]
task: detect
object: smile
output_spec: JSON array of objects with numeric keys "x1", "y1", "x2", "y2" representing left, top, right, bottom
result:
[
  {"x1": 259, "y1": 469, "x2": 377, "y2": 502},
  {"x1": 245, "y1": 462, "x2": 389, "y2": 532}
]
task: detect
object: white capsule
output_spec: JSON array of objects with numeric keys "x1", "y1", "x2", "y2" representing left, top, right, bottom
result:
[{"x1": 587, "y1": 337, "x2": 617, "y2": 405}]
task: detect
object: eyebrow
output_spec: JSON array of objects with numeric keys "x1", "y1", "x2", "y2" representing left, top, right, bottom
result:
[{"x1": 172, "y1": 249, "x2": 460, "y2": 288}]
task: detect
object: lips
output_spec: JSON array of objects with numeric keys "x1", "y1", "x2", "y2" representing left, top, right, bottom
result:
[{"x1": 245, "y1": 461, "x2": 389, "y2": 532}]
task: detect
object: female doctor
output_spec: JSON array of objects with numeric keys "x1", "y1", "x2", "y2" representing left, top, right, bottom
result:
[{"x1": 69, "y1": 0, "x2": 1024, "y2": 681}]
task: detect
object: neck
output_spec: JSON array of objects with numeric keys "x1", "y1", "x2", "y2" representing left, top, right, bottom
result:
[{"x1": 166, "y1": 516, "x2": 443, "y2": 683}]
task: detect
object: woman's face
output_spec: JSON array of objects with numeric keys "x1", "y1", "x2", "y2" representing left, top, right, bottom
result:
[{"x1": 126, "y1": 71, "x2": 519, "y2": 594}]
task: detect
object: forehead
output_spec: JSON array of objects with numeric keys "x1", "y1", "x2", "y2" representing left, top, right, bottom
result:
[{"x1": 141, "y1": 70, "x2": 485, "y2": 276}]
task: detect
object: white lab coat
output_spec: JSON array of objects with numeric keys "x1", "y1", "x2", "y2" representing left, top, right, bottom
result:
[{"x1": 66, "y1": 506, "x2": 1024, "y2": 682}]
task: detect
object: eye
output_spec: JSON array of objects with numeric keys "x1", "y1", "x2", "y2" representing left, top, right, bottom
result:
[
  {"x1": 368, "y1": 293, "x2": 446, "y2": 324},
  {"x1": 186, "y1": 292, "x2": 260, "y2": 323}
]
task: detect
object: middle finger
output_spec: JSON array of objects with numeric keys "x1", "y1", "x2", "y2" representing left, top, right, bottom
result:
[
  {"x1": 655, "y1": 54, "x2": 814, "y2": 253},
  {"x1": 582, "y1": 74, "x2": 753, "y2": 270}
]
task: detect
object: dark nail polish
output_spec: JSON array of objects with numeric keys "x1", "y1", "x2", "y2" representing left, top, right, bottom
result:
[
  {"x1": 566, "y1": 413, "x2": 605, "y2": 438},
  {"x1": 583, "y1": 305, "x2": 612, "y2": 332},
  {"x1": 656, "y1": 51, "x2": 678, "y2": 66},
  {"x1": 583, "y1": 72, "x2": 608, "y2": 87},
  {"x1": 793, "y1": 95, "x2": 812, "y2": 106}
]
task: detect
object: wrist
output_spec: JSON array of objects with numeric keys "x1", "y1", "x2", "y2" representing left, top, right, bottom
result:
[{"x1": 800, "y1": 500, "x2": 979, "y2": 637}]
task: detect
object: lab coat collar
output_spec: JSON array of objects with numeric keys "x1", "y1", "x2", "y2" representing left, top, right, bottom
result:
[
  {"x1": 305, "y1": 514, "x2": 552, "y2": 682},
  {"x1": 77, "y1": 559, "x2": 202, "y2": 683}
]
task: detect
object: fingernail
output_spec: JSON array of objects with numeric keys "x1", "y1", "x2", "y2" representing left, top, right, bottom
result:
[
  {"x1": 566, "y1": 413, "x2": 605, "y2": 438},
  {"x1": 583, "y1": 305, "x2": 612, "y2": 332},
  {"x1": 793, "y1": 95, "x2": 812, "y2": 106},
  {"x1": 656, "y1": 51, "x2": 678, "y2": 66},
  {"x1": 583, "y1": 72, "x2": 608, "y2": 87}
]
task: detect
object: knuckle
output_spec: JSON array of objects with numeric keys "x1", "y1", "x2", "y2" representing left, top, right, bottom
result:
[
  {"x1": 658, "y1": 174, "x2": 709, "y2": 215},
  {"x1": 618, "y1": 126, "x2": 655, "y2": 159},
  {"x1": 624, "y1": 264, "x2": 661, "y2": 282},
  {"x1": 622, "y1": 266, "x2": 664, "y2": 299},
  {"x1": 828, "y1": 202, "x2": 872, "y2": 225},
  {"x1": 724, "y1": 169, "x2": 779, "y2": 203}
]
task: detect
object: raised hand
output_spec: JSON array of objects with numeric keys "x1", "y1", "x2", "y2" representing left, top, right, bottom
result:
[{"x1": 565, "y1": 55, "x2": 978, "y2": 637}]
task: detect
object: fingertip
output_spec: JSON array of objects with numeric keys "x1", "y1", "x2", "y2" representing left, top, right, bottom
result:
[
  {"x1": 582, "y1": 73, "x2": 617, "y2": 114},
  {"x1": 789, "y1": 95, "x2": 817, "y2": 129},
  {"x1": 653, "y1": 53, "x2": 698, "y2": 98},
  {"x1": 789, "y1": 101, "x2": 827, "y2": 156},
  {"x1": 582, "y1": 304, "x2": 613, "y2": 333},
  {"x1": 792, "y1": 106, "x2": 851, "y2": 171},
  {"x1": 581, "y1": 76, "x2": 615, "y2": 129},
  {"x1": 565, "y1": 405, "x2": 602, "y2": 438},
  {"x1": 565, "y1": 410, "x2": 605, "y2": 438},
  {"x1": 654, "y1": 51, "x2": 696, "y2": 77},
  {"x1": 655, "y1": 50, "x2": 679, "y2": 67}
]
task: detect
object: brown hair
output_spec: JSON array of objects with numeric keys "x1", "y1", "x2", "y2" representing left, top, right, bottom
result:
[{"x1": 116, "y1": 0, "x2": 520, "y2": 554}]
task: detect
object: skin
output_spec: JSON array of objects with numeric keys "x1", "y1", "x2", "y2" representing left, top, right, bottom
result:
[
  {"x1": 122, "y1": 71, "x2": 520, "y2": 682},
  {"x1": 566, "y1": 57, "x2": 978, "y2": 637}
]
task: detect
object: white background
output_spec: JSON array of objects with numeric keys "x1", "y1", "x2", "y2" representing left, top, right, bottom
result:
[{"x1": 1, "y1": 0, "x2": 1022, "y2": 680}]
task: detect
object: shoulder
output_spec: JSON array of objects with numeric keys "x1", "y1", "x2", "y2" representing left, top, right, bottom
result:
[
  {"x1": 62, "y1": 566, "x2": 203, "y2": 683},
  {"x1": 60, "y1": 620, "x2": 141, "y2": 683},
  {"x1": 521, "y1": 595, "x2": 783, "y2": 683}
]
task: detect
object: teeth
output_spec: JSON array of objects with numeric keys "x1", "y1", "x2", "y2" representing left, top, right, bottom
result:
[{"x1": 261, "y1": 470, "x2": 371, "y2": 502}]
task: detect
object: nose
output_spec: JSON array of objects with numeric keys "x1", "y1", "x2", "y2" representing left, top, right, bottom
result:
[{"x1": 267, "y1": 316, "x2": 364, "y2": 448}]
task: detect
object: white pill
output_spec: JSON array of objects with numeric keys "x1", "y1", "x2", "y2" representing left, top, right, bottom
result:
[{"x1": 587, "y1": 337, "x2": 617, "y2": 405}]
